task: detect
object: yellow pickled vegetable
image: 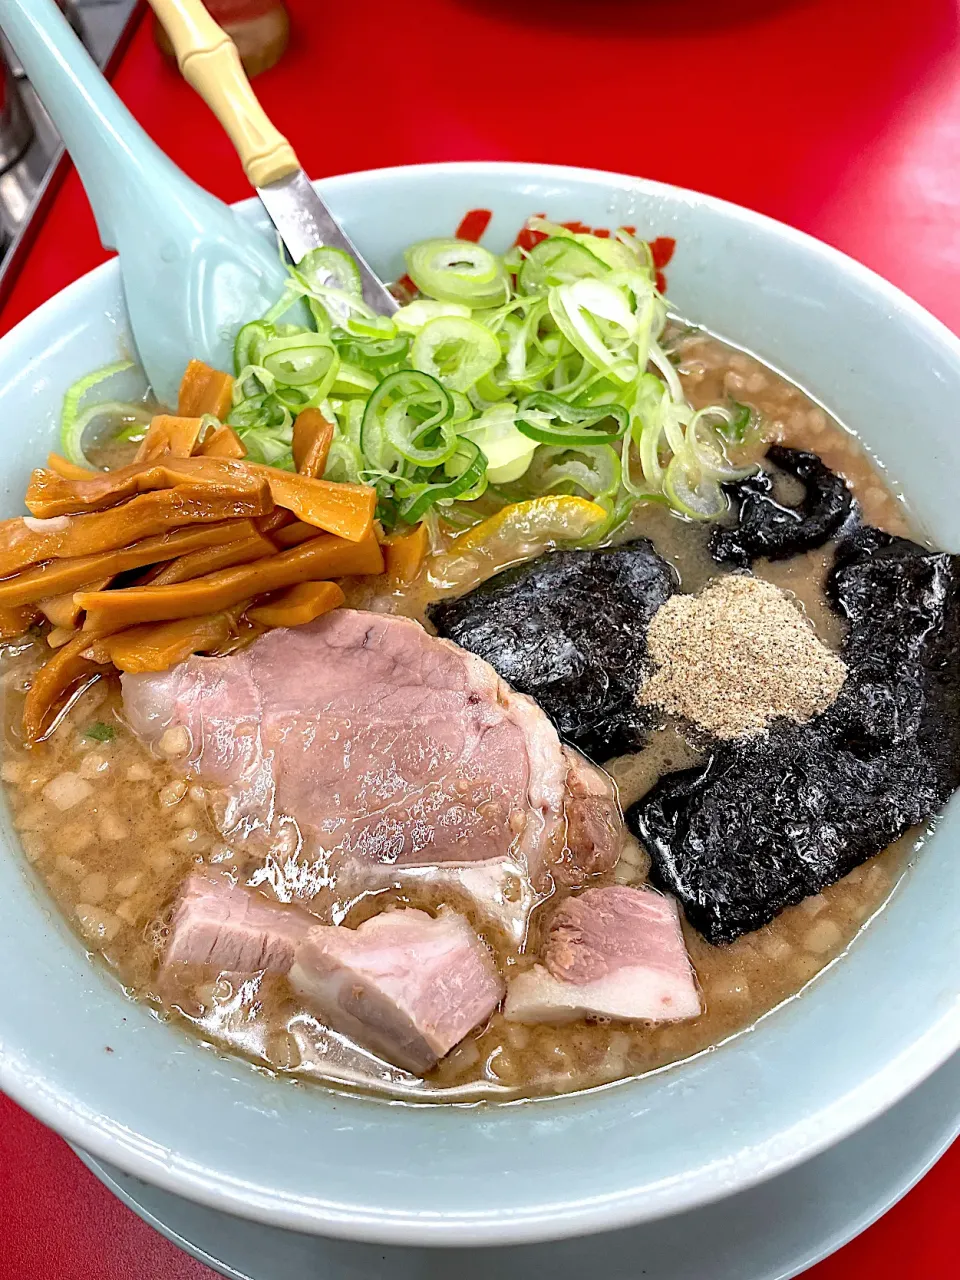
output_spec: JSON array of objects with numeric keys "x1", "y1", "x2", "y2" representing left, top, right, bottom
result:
[
  {"x1": 79, "y1": 532, "x2": 384, "y2": 631},
  {"x1": 291, "y1": 408, "x2": 334, "y2": 478},
  {"x1": 383, "y1": 522, "x2": 428, "y2": 583},
  {"x1": 177, "y1": 359, "x2": 234, "y2": 420},
  {"x1": 0, "y1": 521, "x2": 258, "y2": 609},
  {"x1": 247, "y1": 581, "x2": 344, "y2": 628}
]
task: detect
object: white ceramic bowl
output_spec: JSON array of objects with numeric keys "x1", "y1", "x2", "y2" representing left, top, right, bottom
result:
[{"x1": 1, "y1": 162, "x2": 959, "y2": 1247}]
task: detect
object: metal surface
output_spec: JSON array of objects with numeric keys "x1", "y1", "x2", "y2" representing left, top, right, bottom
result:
[
  {"x1": 0, "y1": 0, "x2": 140, "y2": 299},
  {"x1": 0, "y1": 45, "x2": 32, "y2": 175},
  {"x1": 0, "y1": 0, "x2": 293, "y2": 404},
  {"x1": 257, "y1": 167, "x2": 398, "y2": 314}
]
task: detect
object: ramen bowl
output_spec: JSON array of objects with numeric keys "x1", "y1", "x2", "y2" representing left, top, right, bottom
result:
[{"x1": 0, "y1": 162, "x2": 959, "y2": 1246}]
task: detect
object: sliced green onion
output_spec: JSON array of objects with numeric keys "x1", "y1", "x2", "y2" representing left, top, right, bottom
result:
[
  {"x1": 518, "y1": 237, "x2": 610, "y2": 293},
  {"x1": 66, "y1": 401, "x2": 152, "y2": 462},
  {"x1": 639, "y1": 415, "x2": 666, "y2": 490},
  {"x1": 470, "y1": 372, "x2": 510, "y2": 407},
  {"x1": 525, "y1": 218, "x2": 654, "y2": 278},
  {"x1": 234, "y1": 321, "x2": 272, "y2": 376},
  {"x1": 85, "y1": 721, "x2": 115, "y2": 742},
  {"x1": 335, "y1": 333, "x2": 410, "y2": 376},
  {"x1": 649, "y1": 338, "x2": 685, "y2": 403},
  {"x1": 233, "y1": 362, "x2": 275, "y2": 402},
  {"x1": 331, "y1": 361, "x2": 378, "y2": 396},
  {"x1": 585, "y1": 234, "x2": 650, "y2": 275},
  {"x1": 517, "y1": 391, "x2": 629, "y2": 447},
  {"x1": 523, "y1": 443, "x2": 621, "y2": 504},
  {"x1": 202, "y1": 219, "x2": 744, "y2": 533},
  {"x1": 324, "y1": 436, "x2": 365, "y2": 483},
  {"x1": 619, "y1": 429, "x2": 648, "y2": 499},
  {"x1": 394, "y1": 300, "x2": 472, "y2": 332},
  {"x1": 615, "y1": 228, "x2": 656, "y2": 275},
  {"x1": 287, "y1": 247, "x2": 367, "y2": 329},
  {"x1": 548, "y1": 279, "x2": 639, "y2": 382},
  {"x1": 60, "y1": 361, "x2": 145, "y2": 466},
  {"x1": 257, "y1": 284, "x2": 307, "y2": 330},
  {"x1": 718, "y1": 400, "x2": 755, "y2": 443},
  {"x1": 502, "y1": 299, "x2": 558, "y2": 388},
  {"x1": 411, "y1": 316, "x2": 500, "y2": 392},
  {"x1": 449, "y1": 390, "x2": 474, "y2": 426},
  {"x1": 661, "y1": 394, "x2": 691, "y2": 459},
  {"x1": 345, "y1": 313, "x2": 398, "y2": 341},
  {"x1": 260, "y1": 333, "x2": 338, "y2": 388},
  {"x1": 405, "y1": 239, "x2": 510, "y2": 308},
  {"x1": 664, "y1": 455, "x2": 728, "y2": 520},
  {"x1": 687, "y1": 409, "x2": 759, "y2": 481},
  {"x1": 361, "y1": 369, "x2": 455, "y2": 471},
  {"x1": 395, "y1": 438, "x2": 488, "y2": 521},
  {"x1": 228, "y1": 390, "x2": 291, "y2": 434},
  {"x1": 297, "y1": 246, "x2": 362, "y2": 296},
  {"x1": 461, "y1": 404, "x2": 538, "y2": 484},
  {"x1": 332, "y1": 397, "x2": 365, "y2": 448},
  {"x1": 240, "y1": 429, "x2": 295, "y2": 468}
]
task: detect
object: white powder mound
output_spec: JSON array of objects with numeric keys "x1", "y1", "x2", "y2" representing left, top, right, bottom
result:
[{"x1": 638, "y1": 574, "x2": 847, "y2": 740}]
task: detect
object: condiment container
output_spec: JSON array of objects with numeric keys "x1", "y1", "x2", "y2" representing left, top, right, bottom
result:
[{"x1": 154, "y1": 0, "x2": 288, "y2": 77}]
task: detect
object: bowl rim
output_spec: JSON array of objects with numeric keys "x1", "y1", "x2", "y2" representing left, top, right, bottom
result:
[{"x1": 2, "y1": 159, "x2": 960, "y2": 1246}]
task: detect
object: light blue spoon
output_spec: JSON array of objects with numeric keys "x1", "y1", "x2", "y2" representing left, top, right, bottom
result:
[{"x1": 0, "y1": 0, "x2": 293, "y2": 407}]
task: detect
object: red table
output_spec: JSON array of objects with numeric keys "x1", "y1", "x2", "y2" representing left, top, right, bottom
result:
[{"x1": 1, "y1": 0, "x2": 959, "y2": 1274}]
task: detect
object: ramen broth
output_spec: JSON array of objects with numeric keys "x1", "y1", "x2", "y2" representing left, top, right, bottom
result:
[{"x1": 0, "y1": 331, "x2": 919, "y2": 1100}]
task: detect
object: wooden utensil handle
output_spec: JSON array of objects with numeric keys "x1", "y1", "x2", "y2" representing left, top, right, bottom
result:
[{"x1": 147, "y1": 0, "x2": 299, "y2": 187}]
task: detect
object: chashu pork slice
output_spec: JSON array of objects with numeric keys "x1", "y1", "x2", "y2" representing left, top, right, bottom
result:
[
  {"x1": 289, "y1": 908, "x2": 504, "y2": 1073},
  {"x1": 164, "y1": 873, "x2": 311, "y2": 973},
  {"x1": 505, "y1": 885, "x2": 700, "y2": 1024},
  {"x1": 122, "y1": 610, "x2": 623, "y2": 939}
]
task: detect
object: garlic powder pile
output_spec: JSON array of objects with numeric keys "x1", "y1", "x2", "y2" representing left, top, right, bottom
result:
[{"x1": 638, "y1": 574, "x2": 847, "y2": 740}]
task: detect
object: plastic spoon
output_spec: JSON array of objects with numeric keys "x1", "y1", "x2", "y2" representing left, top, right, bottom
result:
[
  {"x1": 0, "y1": 0, "x2": 294, "y2": 407},
  {"x1": 146, "y1": 0, "x2": 397, "y2": 316}
]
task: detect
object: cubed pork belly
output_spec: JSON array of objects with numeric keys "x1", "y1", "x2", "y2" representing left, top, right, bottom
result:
[
  {"x1": 288, "y1": 908, "x2": 504, "y2": 1073},
  {"x1": 165, "y1": 873, "x2": 310, "y2": 973},
  {"x1": 123, "y1": 610, "x2": 626, "y2": 939},
  {"x1": 505, "y1": 885, "x2": 700, "y2": 1024},
  {"x1": 557, "y1": 746, "x2": 625, "y2": 885}
]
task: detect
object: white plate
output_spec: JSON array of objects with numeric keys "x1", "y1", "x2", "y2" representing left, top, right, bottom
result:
[{"x1": 77, "y1": 1049, "x2": 960, "y2": 1280}]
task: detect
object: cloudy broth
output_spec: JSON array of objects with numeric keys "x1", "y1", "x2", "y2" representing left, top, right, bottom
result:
[{"x1": 0, "y1": 331, "x2": 920, "y2": 1100}]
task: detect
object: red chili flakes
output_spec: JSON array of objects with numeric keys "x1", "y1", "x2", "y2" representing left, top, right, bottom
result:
[
  {"x1": 469, "y1": 211, "x2": 677, "y2": 293},
  {"x1": 514, "y1": 227, "x2": 547, "y2": 251},
  {"x1": 513, "y1": 213, "x2": 548, "y2": 252},
  {"x1": 455, "y1": 209, "x2": 493, "y2": 242},
  {"x1": 649, "y1": 237, "x2": 676, "y2": 269},
  {"x1": 394, "y1": 273, "x2": 418, "y2": 301}
]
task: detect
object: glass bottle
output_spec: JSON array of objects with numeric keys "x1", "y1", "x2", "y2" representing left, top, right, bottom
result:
[{"x1": 155, "y1": 0, "x2": 289, "y2": 78}]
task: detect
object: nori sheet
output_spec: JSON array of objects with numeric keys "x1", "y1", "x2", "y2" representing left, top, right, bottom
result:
[
  {"x1": 427, "y1": 539, "x2": 677, "y2": 760},
  {"x1": 628, "y1": 527, "x2": 960, "y2": 944},
  {"x1": 711, "y1": 445, "x2": 856, "y2": 567}
]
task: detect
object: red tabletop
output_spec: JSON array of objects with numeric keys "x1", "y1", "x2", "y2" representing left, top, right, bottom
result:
[{"x1": 1, "y1": 0, "x2": 960, "y2": 1275}]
